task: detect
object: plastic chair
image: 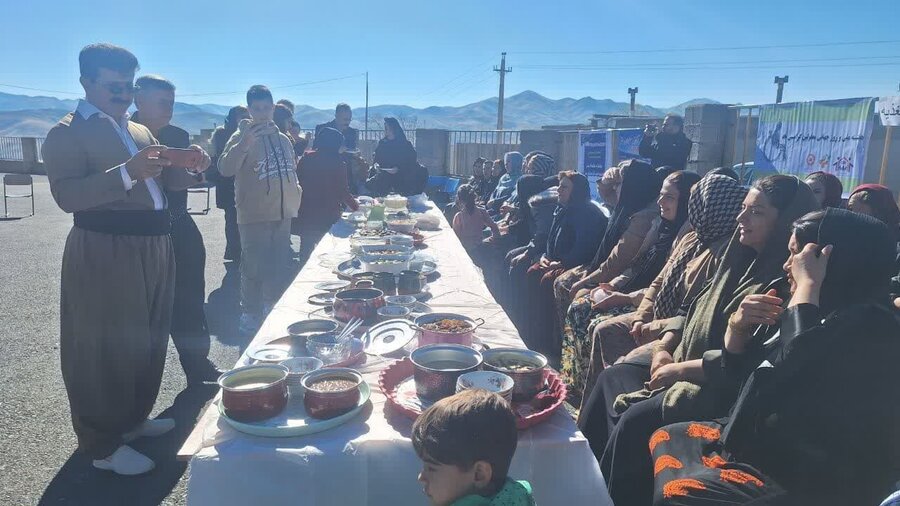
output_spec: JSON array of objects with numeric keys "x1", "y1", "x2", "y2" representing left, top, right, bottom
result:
[
  {"x1": 3, "y1": 174, "x2": 34, "y2": 218},
  {"x1": 443, "y1": 177, "x2": 463, "y2": 197},
  {"x1": 187, "y1": 181, "x2": 211, "y2": 215}
]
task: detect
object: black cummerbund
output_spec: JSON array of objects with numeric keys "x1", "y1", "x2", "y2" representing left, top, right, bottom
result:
[{"x1": 74, "y1": 210, "x2": 171, "y2": 236}]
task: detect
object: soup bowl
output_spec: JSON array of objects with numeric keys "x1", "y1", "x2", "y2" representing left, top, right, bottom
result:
[
  {"x1": 481, "y1": 348, "x2": 548, "y2": 401},
  {"x1": 218, "y1": 364, "x2": 289, "y2": 422},
  {"x1": 301, "y1": 368, "x2": 364, "y2": 419},
  {"x1": 410, "y1": 344, "x2": 483, "y2": 400}
]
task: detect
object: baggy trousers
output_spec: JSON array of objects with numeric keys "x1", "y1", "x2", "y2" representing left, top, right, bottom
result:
[{"x1": 59, "y1": 227, "x2": 175, "y2": 459}]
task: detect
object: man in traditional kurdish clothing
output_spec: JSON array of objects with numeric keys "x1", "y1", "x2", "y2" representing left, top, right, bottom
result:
[
  {"x1": 132, "y1": 74, "x2": 222, "y2": 384},
  {"x1": 41, "y1": 44, "x2": 211, "y2": 475}
]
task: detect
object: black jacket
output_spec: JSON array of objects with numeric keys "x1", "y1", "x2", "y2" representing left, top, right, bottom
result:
[
  {"x1": 315, "y1": 121, "x2": 358, "y2": 151},
  {"x1": 639, "y1": 131, "x2": 692, "y2": 170},
  {"x1": 131, "y1": 112, "x2": 194, "y2": 217},
  {"x1": 545, "y1": 200, "x2": 607, "y2": 268}
]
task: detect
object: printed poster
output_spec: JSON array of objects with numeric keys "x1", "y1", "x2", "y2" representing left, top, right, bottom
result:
[
  {"x1": 578, "y1": 130, "x2": 612, "y2": 200},
  {"x1": 755, "y1": 97, "x2": 875, "y2": 192}
]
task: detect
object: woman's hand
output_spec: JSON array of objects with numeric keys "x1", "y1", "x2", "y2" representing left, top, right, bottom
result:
[
  {"x1": 729, "y1": 289, "x2": 784, "y2": 332},
  {"x1": 650, "y1": 349, "x2": 674, "y2": 375},
  {"x1": 591, "y1": 290, "x2": 630, "y2": 311},
  {"x1": 648, "y1": 362, "x2": 683, "y2": 390},
  {"x1": 790, "y1": 243, "x2": 832, "y2": 289}
]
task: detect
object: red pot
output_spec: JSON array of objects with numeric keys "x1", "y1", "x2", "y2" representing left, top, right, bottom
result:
[
  {"x1": 301, "y1": 368, "x2": 363, "y2": 419},
  {"x1": 218, "y1": 364, "x2": 289, "y2": 422},
  {"x1": 333, "y1": 288, "x2": 385, "y2": 323},
  {"x1": 410, "y1": 313, "x2": 485, "y2": 348}
]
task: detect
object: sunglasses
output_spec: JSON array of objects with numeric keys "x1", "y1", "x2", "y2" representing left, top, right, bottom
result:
[{"x1": 94, "y1": 80, "x2": 136, "y2": 95}]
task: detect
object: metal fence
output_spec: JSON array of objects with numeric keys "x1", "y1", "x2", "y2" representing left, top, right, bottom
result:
[
  {"x1": 448, "y1": 130, "x2": 521, "y2": 176},
  {"x1": 0, "y1": 136, "x2": 24, "y2": 161}
]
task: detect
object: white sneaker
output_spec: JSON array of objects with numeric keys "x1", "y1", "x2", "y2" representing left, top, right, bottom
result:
[
  {"x1": 123, "y1": 418, "x2": 175, "y2": 442},
  {"x1": 92, "y1": 445, "x2": 155, "y2": 475}
]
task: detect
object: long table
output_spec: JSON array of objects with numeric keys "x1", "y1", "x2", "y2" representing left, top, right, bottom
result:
[{"x1": 179, "y1": 205, "x2": 611, "y2": 505}]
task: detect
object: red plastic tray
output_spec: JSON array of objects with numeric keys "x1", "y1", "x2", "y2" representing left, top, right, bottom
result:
[{"x1": 378, "y1": 358, "x2": 567, "y2": 430}]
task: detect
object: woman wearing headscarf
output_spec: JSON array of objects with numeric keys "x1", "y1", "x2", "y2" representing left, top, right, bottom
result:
[
  {"x1": 578, "y1": 175, "x2": 818, "y2": 505},
  {"x1": 551, "y1": 160, "x2": 663, "y2": 354},
  {"x1": 480, "y1": 159, "x2": 504, "y2": 203},
  {"x1": 519, "y1": 172, "x2": 607, "y2": 352},
  {"x1": 294, "y1": 127, "x2": 359, "y2": 263},
  {"x1": 804, "y1": 171, "x2": 844, "y2": 209},
  {"x1": 486, "y1": 152, "x2": 523, "y2": 215},
  {"x1": 367, "y1": 117, "x2": 425, "y2": 196},
  {"x1": 849, "y1": 183, "x2": 900, "y2": 274},
  {"x1": 584, "y1": 174, "x2": 746, "y2": 393},
  {"x1": 560, "y1": 170, "x2": 701, "y2": 400},
  {"x1": 648, "y1": 209, "x2": 900, "y2": 506}
]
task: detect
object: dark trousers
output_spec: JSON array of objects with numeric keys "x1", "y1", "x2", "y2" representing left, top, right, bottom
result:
[
  {"x1": 223, "y1": 206, "x2": 240, "y2": 261},
  {"x1": 601, "y1": 393, "x2": 666, "y2": 506},
  {"x1": 577, "y1": 359, "x2": 651, "y2": 455},
  {"x1": 170, "y1": 214, "x2": 211, "y2": 373}
]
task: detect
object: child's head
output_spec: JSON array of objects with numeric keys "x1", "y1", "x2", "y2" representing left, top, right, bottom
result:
[
  {"x1": 412, "y1": 389, "x2": 518, "y2": 506},
  {"x1": 455, "y1": 184, "x2": 476, "y2": 214}
]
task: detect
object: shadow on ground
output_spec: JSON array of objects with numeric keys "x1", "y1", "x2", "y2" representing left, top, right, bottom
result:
[{"x1": 39, "y1": 384, "x2": 217, "y2": 506}]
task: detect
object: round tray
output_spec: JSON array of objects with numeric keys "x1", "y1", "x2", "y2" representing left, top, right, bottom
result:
[
  {"x1": 378, "y1": 358, "x2": 567, "y2": 430},
  {"x1": 335, "y1": 258, "x2": 438, "y2": 279},
  {"x1": 217, "y1": 381, "x2": 371, "y2": 438}
]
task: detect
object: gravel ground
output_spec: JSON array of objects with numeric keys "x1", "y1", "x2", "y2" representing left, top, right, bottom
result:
[{"x1": 0, "y1": 176, "x2": 252, "y2": 505}]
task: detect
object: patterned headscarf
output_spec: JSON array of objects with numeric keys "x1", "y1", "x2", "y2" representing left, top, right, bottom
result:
[
  {"x1": 653, "y1": 174, "x2": 747, "y2": 319},
  {"x1": 527, "y1": 154, "x2": 555, "y2": 178}
]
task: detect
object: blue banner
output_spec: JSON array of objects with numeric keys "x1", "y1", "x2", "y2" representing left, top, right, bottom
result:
[
  {"x1": 615, "y1": 128, "x2": 647, "y2": 162},
  {"x1": 579, "y1": 130, "x2": 610, "y2": 200}
]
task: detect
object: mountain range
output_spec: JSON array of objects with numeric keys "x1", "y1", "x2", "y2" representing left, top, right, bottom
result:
[{"x1": 0, "y1": 90, "x2": 719, "y2": 137}]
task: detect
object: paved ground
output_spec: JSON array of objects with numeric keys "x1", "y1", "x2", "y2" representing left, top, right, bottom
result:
[{"x1": 0, "y1": 176, "x2": 258, "y2": 505}]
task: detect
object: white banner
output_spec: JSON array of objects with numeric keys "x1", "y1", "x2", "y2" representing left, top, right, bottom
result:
[{"x1": 876, "y1": 96, "x2": 900, "y2": 127}]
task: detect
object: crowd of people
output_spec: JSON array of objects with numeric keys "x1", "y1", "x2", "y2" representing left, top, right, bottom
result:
[
  {"x1": 36, "y1": 40, "x2": 900, "y2": 505},
  {"x1": 449, "y1": 124, "x2": 900, "y2": 504}
]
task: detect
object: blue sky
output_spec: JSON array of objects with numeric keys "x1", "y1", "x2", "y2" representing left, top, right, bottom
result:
[{"x1": 2, "y1": 0, "x2": 899, "y2": 109}]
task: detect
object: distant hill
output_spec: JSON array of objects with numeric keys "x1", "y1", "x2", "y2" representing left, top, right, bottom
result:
[{"x1": 0, "y1": 90, "x2": 720, "y2": 136}]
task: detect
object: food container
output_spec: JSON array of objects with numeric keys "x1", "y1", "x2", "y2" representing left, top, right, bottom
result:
[
  {"x1": 301, "y1": 368, "x2": 364, "y2": 419},
  {"x1": 279, "y1": 356, "x2": 324, "y2": 396},
  {"x1": 372, "y1": 272, "x2": 398, "y2": 296},
  {"x1": 351, "y1": 272, "x2": 377, "y2": 288},
  {"x1": 456, "y1": 371, "x2": 515, "y2": 403},
  {"x1": 409, "y1": 313, "x2": 485, "y2": 347},
  {"x1": 482, "y1": 348, "x2": 549, "y2": 401},
  {"x1": 218, "y1": 364, "x2": 290, "y2": 422},
  {"x1": 386, "y1": 218, "x2": 418, "y2": 234},
  {"x1": 383, "y1": 194, "x2": 408, "y2": 210},
  {"x1": 397, "y1": 270, "x2": 426, "y2": 295},
  {"x1": 377, "y1": 305, "x2": 411, "y2": 321},
  {"x1": 248, "y1": 346, "x2": 292, "y2": 364},
  {"x1": 333, "y1": 288, "x2": 385, "y2": 322},
  {"x1": 306, "y1": 332, "x2": 353, "y2": 363},
  {"x1": 410, "y1": 344, "x2": 483, "y2": 400},
  {"x1": 360, "y1": 258, "x2": 410, "y2": 275},
  {"x1": 286, "y1": 319, "x2": 341, "y2": 350},
  {"x1": 389, "y1": 235, "x2": 415, "y2": 248},
  {"x1": 385, "y1": 295, "x2": 417, "y2": 307},
  {"x1": 359, "y1": 244, "x2": 414, "y2": 259},
  {"x1": 350, "y1": 236, "x2": 388, "y2": 255}
]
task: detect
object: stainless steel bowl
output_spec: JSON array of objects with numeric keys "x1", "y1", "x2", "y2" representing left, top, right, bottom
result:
[
  {"x1": 481, "y1": 348, "x2": 548, "y2": 401},
  {"x1": 410, "y1": 344, "x2": 483, "y2": 400}
]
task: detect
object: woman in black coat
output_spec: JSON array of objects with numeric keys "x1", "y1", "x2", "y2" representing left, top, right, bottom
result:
[{"x1": 367, "y1": 117, "x2": 426, "y2": 196}]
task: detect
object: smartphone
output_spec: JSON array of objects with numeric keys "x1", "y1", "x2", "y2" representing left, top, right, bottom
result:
[{"x1": 161, "y1": 148, "x2": 202, "y2": 169}]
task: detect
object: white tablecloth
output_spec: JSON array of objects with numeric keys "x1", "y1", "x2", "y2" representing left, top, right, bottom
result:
[{"x1": 185, "y1": 205, "x2": 611, "y2": 505}]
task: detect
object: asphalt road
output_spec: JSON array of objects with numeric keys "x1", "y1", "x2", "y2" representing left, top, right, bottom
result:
[{"x1": 0, "y1": 176, "x2": 256, "y2": 505}]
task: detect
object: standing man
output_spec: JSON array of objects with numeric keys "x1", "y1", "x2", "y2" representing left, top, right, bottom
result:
[
  {"x1": 316, "y1": 103, "x2": 363, "y2": 192},
  {"x1": 41, "y1": 43, "x2": 210, "y2": 475},
  {"x1": 132, "y1": 74, "x2": 222, "y2": 384},
  {"x1": 219, "y1": 85, "x2": 302, "y2": 336},
  {"x1": 638, "y1": 113, "x2": 693, "y2": 170},
  {"x1": 209, "y1": 106, "x2": 251, "y2": 262}
]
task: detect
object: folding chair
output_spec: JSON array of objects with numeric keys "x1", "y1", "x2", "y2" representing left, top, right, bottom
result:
[
  {"x1": 3, "y1": 174, "x2": 35, "y2": 218},
  {"x1": 187, "y1": 181, "x2": 211, "y2": 215},
  {"x1": 425, "y1": 175, "x2": 449, "y2": 201}
]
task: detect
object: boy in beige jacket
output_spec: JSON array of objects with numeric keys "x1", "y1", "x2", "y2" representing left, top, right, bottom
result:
[{"x1": 218, "y1": 85, "x2": 302, "y2": 334}]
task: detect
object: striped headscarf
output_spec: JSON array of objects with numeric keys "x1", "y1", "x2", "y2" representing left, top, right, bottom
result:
[
  {"x1": 653, "y1": 174, "x2": 747, "y2": 319},
  {"x1": 527, "y1": 153, "x2": 556, "y2": 178}
]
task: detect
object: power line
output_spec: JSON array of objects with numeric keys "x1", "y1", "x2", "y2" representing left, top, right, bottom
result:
[
  {"x1": 518, "y1": 62, "x2": 900, "y2": 72},
  {"x1": 415, "y1": 57, "x2": 495, "y2": 99},
  {"x1": 510, "y1": 39, "x2": 900, "y2": 55},
  {"x1": 0, "y1": 83, "x2": 82, "y2": 96},
  {"x1": 178, "y1": 73, "x2": 366, "y2": 97},
  {"x1": 518, "y1": 55, "x2": 900, "y2": 69}
]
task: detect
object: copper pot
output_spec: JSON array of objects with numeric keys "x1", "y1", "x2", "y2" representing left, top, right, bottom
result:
[
  {"x1": 301, "y1": 368, "x2": 363, "y2": 419},
  {"x1": 409, "y1": 313, "x2": 485, "y2": 348},
  {"x1": 218, "y1": 364, "x2": 289, "y2": 422},
  {"x1": 333, "y1": 288, "x2": 385, "y2": 323}
]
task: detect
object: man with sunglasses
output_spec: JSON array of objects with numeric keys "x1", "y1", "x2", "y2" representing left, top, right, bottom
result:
[{"x1": 41, "y1": 43, "x2": 210, "y2": 476}]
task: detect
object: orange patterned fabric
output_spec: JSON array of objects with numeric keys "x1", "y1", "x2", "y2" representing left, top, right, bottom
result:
[
  {"x1": 686, "y1": 423, "x2": 721, "y2": 441},
  {"x1": 654, "y1": 455, "x2": 684, "y2": 475},
  {"x1": 663, "y1": 478, "x2": 707, "y2": 498},
  {"x1": 720, "y1": 469, "x2": 764, "y2": 487},
  {"x1": 702, "y1": 455, "x2": 727, "y2": 469},
  {"x1": 649, "y1": 429, "x2": 671, "y2": 453}
]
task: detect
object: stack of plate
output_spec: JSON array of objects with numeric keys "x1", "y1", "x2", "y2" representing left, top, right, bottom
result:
[{"x1": 279, "y1": 357, "x2": 324, "y2": 397}]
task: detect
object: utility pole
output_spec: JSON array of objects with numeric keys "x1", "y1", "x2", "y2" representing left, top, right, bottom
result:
[
  {"x1": 628, "y1": 87, "x2": 639, "y2": 117},
  {"x1": 494, "y1": 52, "x2": 511, "y2": 130},
  {"x1": 365, "y1": 72, "x2": 369, "y2": 132},
  {"x1": 774, "y1": 75, "x2": 789, "y2": 104}
]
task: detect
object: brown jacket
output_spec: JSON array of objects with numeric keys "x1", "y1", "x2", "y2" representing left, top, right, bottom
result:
[
  {"x1": 42, "y1": 112, "x2": 199, "y2": 213},
  {"x1": 586, "y1": 204, "x2": 660, "y2": 284}
]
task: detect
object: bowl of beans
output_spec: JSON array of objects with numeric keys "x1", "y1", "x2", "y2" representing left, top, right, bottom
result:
[{"x1": 300, "y1": 368, "x2": 364, "y2": 419}]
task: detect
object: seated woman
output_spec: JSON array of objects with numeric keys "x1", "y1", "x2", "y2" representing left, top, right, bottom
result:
[
  {"x1": 559, "y1": 170, "x2": 701, "y2": 400},
  {"x1": 804, "y1": 171, "x2": 843, "y2": 209},
  {"x1": 294, "y1": 127, "x2": 359, "y2": 262},
  {"x1": 486, "y1": 152, "x2": 523, "y2": 216},
  {"x1": 849, "y1": 183, "x2": 900, "y2": 273},
  {"x1": 596, "y1": 165, "x2": 623, "y2": 217},
  {"x1": 648, "y1": 209, "x2": 900, "y2": 506},
  {"x1": 582, "y1": 174, "x2": 746, "y2": 397},
  {"x1": 578, "y1": 175, "x2": 818, "y2": 505},
  {"x1": 366, "y1": 117, "x2": 426, "y2": 196},
  {"x1": 452, "y1": 184, "x2": 500, "y2": 259},
  {"x1": 518, "y1": 172, "x2": 607, "y2": 353},
  {"x1": 552, "y1": 160, "x2": 663, "y2": 354}
]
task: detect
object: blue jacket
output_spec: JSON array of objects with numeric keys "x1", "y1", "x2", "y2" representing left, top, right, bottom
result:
[{"x1": 545, "y1": 200, "x2": 607, "y2": 268}]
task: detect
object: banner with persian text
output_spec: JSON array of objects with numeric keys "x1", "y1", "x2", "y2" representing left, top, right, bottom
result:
[
  {"x1": 755, "y1": 98, "x2": 875, "y2": 192},
  {"x1": 578, "y1": 130, "x2": 611, "y2": 200}
]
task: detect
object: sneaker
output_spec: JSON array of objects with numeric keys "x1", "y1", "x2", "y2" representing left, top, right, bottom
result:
[
  {"x1": 184, "y1": 360, "x2": 225, "y2": 385},
  {"x1": 239, "y1": 313, "x2": 261, "y2": 336},
  {"x1": 92, "y1": 445, "x2": 155, "y2": 475},
  {"x1": 123, "y1": 418, "x2": 175, "y2": 443}
]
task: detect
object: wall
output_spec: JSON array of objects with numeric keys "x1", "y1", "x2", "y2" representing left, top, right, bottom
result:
[
  {"x1": 414, "y1": 129, "x2": 450, "y2": 176},
  {"x1": 520, "y1": 130, "x2": 563, "y2": 162},
  {"x1": 452, "y1": 143, "x2": 520, "y2": 177},
  {"x1": 684, "y1": 104, "x2": 730, "y2": 174}
]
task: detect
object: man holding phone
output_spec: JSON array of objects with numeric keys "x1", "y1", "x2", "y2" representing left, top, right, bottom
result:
[
  {"x1": 41, "y1": 44, "x2": 210, "y2": 475},
  {"x1": 219, "y1": 85, "x2": 302, "y2": 336},
  {"x1": 638, "y1": 113, "x2": 693, "y2": 170},
  {"x1": 132, "y1": 74, "x2": 221, "y2": 385}
]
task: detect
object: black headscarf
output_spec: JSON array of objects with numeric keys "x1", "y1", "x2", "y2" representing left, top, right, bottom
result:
[
  {"x1": 383, "y1": 117, "x2": 408, "y2": 142},
  {"x1": 313, "y1": 127, "x2": 344, "y2": 155},
  {"x1": 621, "y1": 170, "x2": 702, "y2": 291},
  {"x1": 589, "y1": 160, "x2": 661, "y2": 270},
  {"x1": 806, "y1": 171, "x2": 844, "y2": 209},
  {"x1": 567, "y1": 172, "x2": 591, "y2": 207}
]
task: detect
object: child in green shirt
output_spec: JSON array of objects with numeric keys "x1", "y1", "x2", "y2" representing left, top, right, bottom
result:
[{"x1": 412, "y1": 390, "x2": 536, "y2": 506}]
